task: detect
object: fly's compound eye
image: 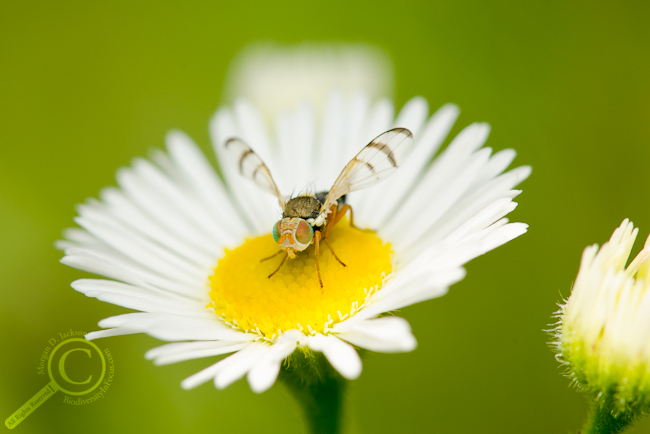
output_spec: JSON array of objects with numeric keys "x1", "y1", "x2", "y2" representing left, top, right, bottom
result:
[
  {"x1": 272, "y1": 220, "x2": 282, "y2": 242},
  {"x1": 296, "y1": 220, "x2": 314, "y2": 245}
]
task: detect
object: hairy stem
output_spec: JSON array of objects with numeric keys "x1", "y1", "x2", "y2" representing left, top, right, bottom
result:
[
  {"x1": 581, "y1": 404, "x2": 637, "y2": 434},
  {"x1": 279, "y1": 350, "x2": 346, "y2": 434}
]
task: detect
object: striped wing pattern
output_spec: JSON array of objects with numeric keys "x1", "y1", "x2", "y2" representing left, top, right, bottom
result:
[
  {"x1": 321, "y1": 128, "x2": 413, "y2": 212},
  {"x1": 224, "y1": 138, "x2": 285, "y2": 207}
]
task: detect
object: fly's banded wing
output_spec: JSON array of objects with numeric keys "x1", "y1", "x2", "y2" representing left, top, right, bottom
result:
[
  {"x1": 321, "y1": 128, "x2": 413, "y2": 212},
  {"x1": 224, "y1": 137, "x2": 285, "y2": 207}
]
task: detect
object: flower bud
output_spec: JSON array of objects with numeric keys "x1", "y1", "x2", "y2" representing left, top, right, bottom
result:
[{"x1": 553, "y1": 220, "x2": 650, "y2": 432}]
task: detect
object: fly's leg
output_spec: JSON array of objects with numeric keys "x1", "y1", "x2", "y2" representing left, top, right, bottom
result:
[
  {"x1": 324, "y1": 204, "x2": 356, "y2": 239},
  {"x1": 333, "y1": 204, "x2": 356, "y2": 229},
  {"x1": 261, "y1": 249, "x2": 284, "y2": 262},
  {"x1": 268, "y1": 253, "x2": 288, "y2": 279},
  {"x1": 314, "y1": 230, "x2": 324, "y2": 290},
  {"x1": 324, "y1": 238, "x2": 346, "y2": 267},
  {"x1": 320, "y1": 204, "x2": 355, "y2": 270}
]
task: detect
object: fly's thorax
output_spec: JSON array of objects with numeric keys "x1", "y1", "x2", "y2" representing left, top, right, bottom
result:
[
  {"x1": 272, "y1": 218, "x2": 315, "y2": 253},
  {"x1": 282, "y1": 195, "x2": 321, "y2": 220}
]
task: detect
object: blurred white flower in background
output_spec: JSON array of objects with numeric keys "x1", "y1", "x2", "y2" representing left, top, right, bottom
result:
[{"x1": 222, "y1": 42, "x2": 393, "y2": 120}]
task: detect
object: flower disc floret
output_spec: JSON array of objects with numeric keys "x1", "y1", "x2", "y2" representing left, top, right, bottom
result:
[{"x1": 209, "y1": 222, "x2": 392, "y2": 339}]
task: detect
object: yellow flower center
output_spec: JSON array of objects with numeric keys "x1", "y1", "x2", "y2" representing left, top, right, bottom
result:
[{"x1": 209, "y1": 221, "x2": 392, "y2": 340}]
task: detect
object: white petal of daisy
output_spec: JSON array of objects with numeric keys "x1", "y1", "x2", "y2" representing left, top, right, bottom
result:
[
  {"x1": 334, "y1": 316, "x2": 417, "y2": 353},
  {"x1": 308, "y1": 333, "x2": 362, "y2": 380},
  {"x1": 150, "y1": 342, "x2": 250, "y2": 366},
  {"x1": 164, "y1": 130, "x2": 250, "y2": 239},
  {"x1": 74, "y1": 203, "x2": 209, "y2": 283},
  {"x1": 392, "y1": 96, "x2": 429, "y2": 137},
  {"x1": 379, "y1": 122, "x2": 492, "y2": 243},
  {"x1": 62, "y1": 247, "x2": 205, "y2": 300},
  {"x1": 363, "y1": 98, "x2": 394, "y2": 143},
  {"x1": 115, "y1": 162, "x2": 229, "y2": 251},
  {"x1": 210, "y1": 107, "x2": 278, "y2": 233},
  {"x1": 146, "y1": 340, "x2": 245, "y2": 360},
  {"x1": 71, "y1": 279, "x2": 203, "y2": 315},
  {"x1": 63, "y1": 89, "x2": 529, "y2": 392},
  {"x1": 247, "y1": 331, "x2": 302, "y2": 393},
  {"x1": 214, "y1": 342, "x2": 274, "y2": 390},
  {"x1": 98, "y1": 187, "x2": 219, "y2": 266},
  {"x1": 317, "y1": 92, "x2": 373, "y2": 184},
  {"x1": 352, "y1": 102, "x2": 460, "y2": 226},
  {"x1": 85, "y1": 328, "x2": 141, "y2": 340},
  {"x1": 315, "y1": 90, "x2": 347, "y2": 189},
  {"x1": 95, "y1": 312, "x2": 257, "y2": 342},
  {"x1": 180, "y1": 342, "x2": 267, "y2": 390},
  {"x1": 247, "y1": 341, "x2": 296, "y2": 393},
  {"x1": 275, "y1": 105, "x2": 316, "y2": 189}
]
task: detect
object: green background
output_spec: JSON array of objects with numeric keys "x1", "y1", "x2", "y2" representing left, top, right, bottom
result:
[{"x1": 2, "y1": 1, "x2": 649, "y2": 433}]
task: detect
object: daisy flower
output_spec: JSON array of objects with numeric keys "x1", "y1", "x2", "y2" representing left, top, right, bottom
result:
[
  {"x1": 552, "y1": 220, "x2": 650, "y2": 433},
  {"x1": 59, "y1": 49, "x2": 530, "y2": 396}
]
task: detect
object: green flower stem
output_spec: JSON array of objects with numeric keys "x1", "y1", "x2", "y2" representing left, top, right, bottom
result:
[
  {"x1": 279, "y1": 350, "x2": 346, "y2": 434},
  {"x1": 582, "y1": 403, "x2": 637, "y2": 434}
]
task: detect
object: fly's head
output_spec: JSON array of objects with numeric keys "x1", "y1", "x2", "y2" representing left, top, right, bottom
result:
[{"x1": 272, "y1": 218, "x2": 314, "y2": 258}]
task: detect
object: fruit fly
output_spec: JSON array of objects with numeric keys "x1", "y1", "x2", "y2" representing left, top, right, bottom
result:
[{"x1": 225, "y1": 127, "x2": 413, "y2": 287}]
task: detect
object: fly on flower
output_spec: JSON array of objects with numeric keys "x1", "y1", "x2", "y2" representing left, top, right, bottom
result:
[{"x1": 225, "y1": 127, "x2": 413, "y2": 287}]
